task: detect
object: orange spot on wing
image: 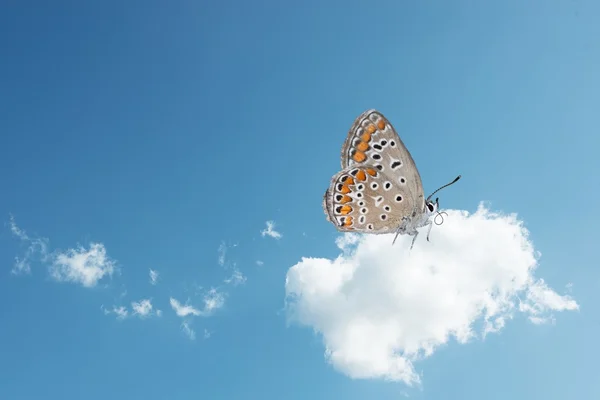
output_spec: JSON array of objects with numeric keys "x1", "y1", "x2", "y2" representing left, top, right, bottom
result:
[
  {"x1": 340, "y1": 195, "x2": 352, "y2": 204},
  {"x1": 345, "y1": 177, "x2": 355, "y2": 185},
  {"x1": 340, "y1": 185, "x2": 351, "y2": 194},
  {"x1": 377, "y1": 120, "x2": 386, "y2": 130},
  {"x1": 340, "y1": 205, "x2": 352, "y2": 215},
  {"x1": 344, "y1": 216, "x2": 353, "y2": 226},
  {"x1": 356, "y1": 141, "x2": 369, "y2": 152},
  {"x1": 355, "y1": 170, "x2": 366, "y2": 181},
  {"x1": 366, "y1": 168, "x2": 377, "y2": 176},
  {"x1": 361, "y1": 132, "x2": 371, "y2": 142},
  {"x1": 352, "y1": 151, "x2": 366, "y2": 163},
  {"x1": 366, "y1": 125, "x2": 376, "y2": 134}
]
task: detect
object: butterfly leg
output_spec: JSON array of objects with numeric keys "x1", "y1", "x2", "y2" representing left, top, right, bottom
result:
[
  {"x1": 409, "y1": 230, "x2": 419, "y2": 250},
  {"x1": 426, "y1": 220, "x2": 433, "y2": 242}
]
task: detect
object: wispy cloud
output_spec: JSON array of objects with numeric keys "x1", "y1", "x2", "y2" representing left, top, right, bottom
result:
[
  {"x1": 201, "y1": 288, "x2": 226, "y2": 315},
  {"x1": 170, "y1": 298, "x2": 201, "y2": 317},
  {"x1": 285, "y1": 203, "x2": 578, "y2": 386},
  {"x1": 7, "y1": 215, "x2": 49, "y2": 275},
  {"x1": 102, "y1": 305, "x2": 129, "y2": 320},
  {"x1": 224, "y1": 268, "x2": 247, "y2": 286},
  {"x1": 261, "y1": 220, "x2": 282, "y2": 240},
  {"x1": 181, "y1": 320, "x2": 196, "y2": 340},
  {"x1": 50, "y1": 243, "x2": 116, "y2": 288},
  {"x1": 149, "y1": 269, "x2": 159, "y2": 285},
  {"x1": 256, "y1": 260, "x2": 264, "y2": 267},
  {"x1": 218, "y1": 241, "x2": 227, "y2": 266},
  {"x1": 103, "y1": 299, "x2": 160, "y2": 320}
]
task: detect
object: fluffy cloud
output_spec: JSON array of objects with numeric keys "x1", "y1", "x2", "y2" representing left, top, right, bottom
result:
[
  {"x1": 261, "y1": 220, "x2": 282, "y2": 240},
  {"x1": 50, "y1": 243, "x2": 116, "y2": 287},
  {"x1": 132, "y1": 299, "x2": 154, "y2": 317},
  {"x1": 285, "y1": 204, "x2": 578, "y2": 386}
]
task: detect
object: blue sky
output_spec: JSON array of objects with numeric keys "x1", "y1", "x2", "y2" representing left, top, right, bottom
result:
[{"x1": 1, "y1": 1, "x2": 598, "y2": 399}]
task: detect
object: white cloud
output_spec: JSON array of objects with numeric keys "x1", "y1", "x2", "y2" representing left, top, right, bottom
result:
[
  {"x1": 261, "y1": 220, "x2": 282, "y2": 240},
  {"x1": 132, "y1": 299, "x2": 154, "y2": 318},
  {"x1": 49, "y1": 243, "x2": 116, "y2": 287},
  {"x1": 102, "y1": 305, "x2": 129, "y2": 320},
  {"x1": 7, "y1": 215, "x2": 49, "y2": 275},
  {"x1": 224, "y1": 268, "x2": 247, "y2": 286},
  {"x1": 284, "y1": 204, "x2": 578, "y2": 386},
  {"x1": 218, "y1": 241, "x2": 227, "y2": 266},
  {"x1": 256, "y1": 260, "x2": 264, "y2": 266},
  {"x1": 201, "y1": 288, "x2": 226, "y2": 315},
  {"x1": 203, "y1": 329, "x2": 212, "y2": 339},
  {"x1": 170, "y1": 297, "x2": 201, "y2": 317},
  {"x1": 103, "y1": 299, "x2": 159, "y2": 320},
  {"x1": 170, "y1": 288, "x2": 226, "y2": 320},
  {"x1": 181, "y1": 320, "x2": 196, "y2": 340},
  {"x1": 149, "y1": 269, "x2": 159, "y2": 285}
]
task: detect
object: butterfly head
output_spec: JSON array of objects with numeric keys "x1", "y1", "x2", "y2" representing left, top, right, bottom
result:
[{"x1": 425, "y1": 198, "x2": 439, "y2": 216}]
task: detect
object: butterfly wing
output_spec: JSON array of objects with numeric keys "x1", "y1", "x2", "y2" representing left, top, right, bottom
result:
[
  {"x1": 323, "y1": 164, "x2": 416, "y2": 233},
  {"x1": 340, "y1": 109, "x2": 425, "y2": 210}
]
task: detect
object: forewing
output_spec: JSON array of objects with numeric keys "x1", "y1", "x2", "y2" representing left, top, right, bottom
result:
[
  {"x1": 323, "y1": 164, "x2": 415, "y2": 234},
  {"x1": 340, "y1": 109, "x2": 425, "y2": 209}
]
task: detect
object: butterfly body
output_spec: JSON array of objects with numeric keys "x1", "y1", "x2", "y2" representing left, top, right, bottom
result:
[{"x1": 323, "y1": 109, "x2": 459, "y2": 249}]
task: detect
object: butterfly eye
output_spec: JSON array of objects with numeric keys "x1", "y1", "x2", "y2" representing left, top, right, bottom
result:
[{"x1": 427, "y1": 203, "x2": 435, "y2": 212}]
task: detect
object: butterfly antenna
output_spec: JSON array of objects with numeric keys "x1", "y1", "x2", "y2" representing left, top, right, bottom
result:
[{"x1": 426, "y1": 175, "x2": 461, "y2": 202}]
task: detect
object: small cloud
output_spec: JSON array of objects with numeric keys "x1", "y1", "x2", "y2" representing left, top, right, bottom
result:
[
  {"x1": 170, "y1": 297, "x2": 201, "y2": 317},
  {"x1": 285, "y1": 203, "x2": 579, "y2": 386},
  {"x1": 181, "y1": 320, "x2": 196, "y2": 340},
  {"x1": 201, "y1": 288, "x2": 226, "y2": 315},
  {"x1": 256, "y1": 260, "x2": 264, "y2": 267},
  {"x1": 102, "y1": 305, "x2": 129, "y2": 320},
  {"x1": 49, "y1": 243, "x2": 116, "y2": 287},
  {"x1": 224, "y1": 268, "x2": 247, "y2": 286},
  {"x1": 261, "y1": 220, "x2": 282, "y2": 240},
  {"x1": 203, "y1": 329, "x2": 212, "y2": 339},
  {"x1": 131, "y1": 299, "x2": 154, "y2": 318},
  {"x1": 7, "y1": 215, "x2": 49, "y2": 275},
  {"x1": 218, "y1": 241, "x2": 226, "y2": 266},
  {"x1": 149, "y1": 269, "x2": 159, "y2": 285},
  {"x1": 103, "y1": 299, "x2": 159, "y2": 320}
]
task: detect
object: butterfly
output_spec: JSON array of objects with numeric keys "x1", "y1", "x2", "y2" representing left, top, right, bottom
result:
[{"x1": 322, "y1": 109, "x2": 461, "y2": 249}]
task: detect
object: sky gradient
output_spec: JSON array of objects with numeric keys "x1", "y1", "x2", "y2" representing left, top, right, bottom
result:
[{"x1": 1, "y1": 1, "x2": 599, "y2": 399}]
